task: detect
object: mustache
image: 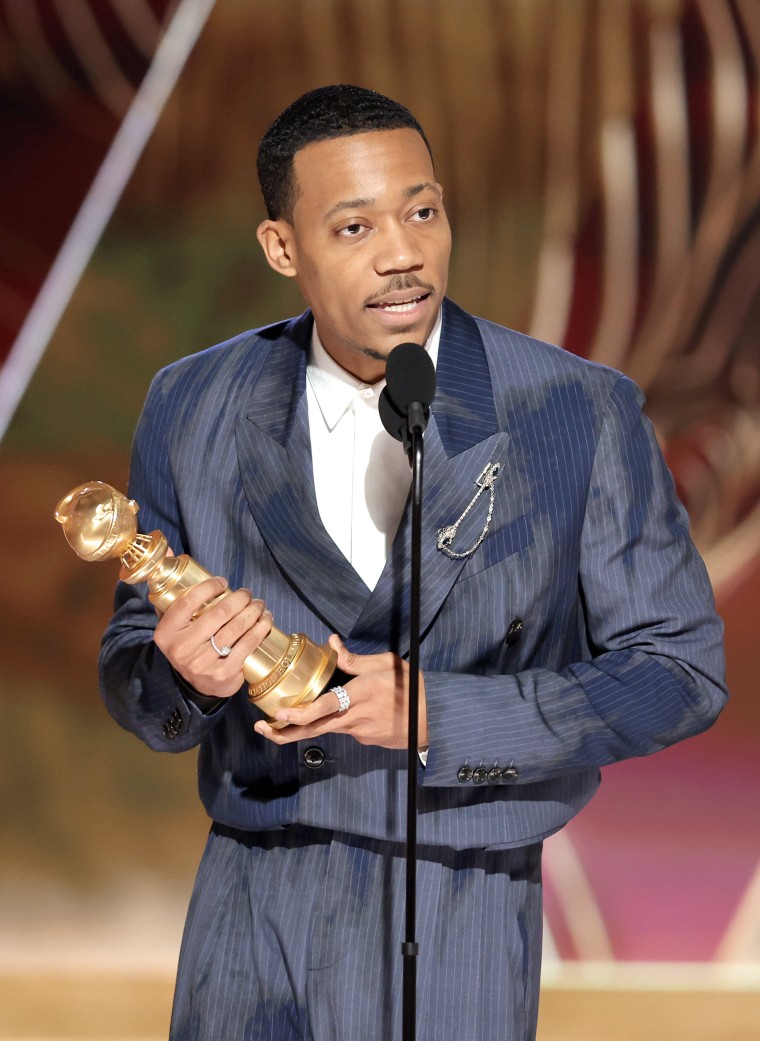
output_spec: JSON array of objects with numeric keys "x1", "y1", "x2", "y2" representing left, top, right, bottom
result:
[{"x1": 363, "y1": 275, "x2": 435, "y2": 306}]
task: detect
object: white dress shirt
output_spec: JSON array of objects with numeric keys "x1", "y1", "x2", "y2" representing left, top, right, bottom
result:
[{"x1": 306, "y1": 312, "x2": 442, "y2": 590}]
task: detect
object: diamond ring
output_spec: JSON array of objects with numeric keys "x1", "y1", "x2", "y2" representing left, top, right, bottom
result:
[
  {"x1": 210, "y1": 634, "x2": 232, "y2": 658},
  {"x1": 330, "y1": 685, "x2": 350, "y2": 713}
]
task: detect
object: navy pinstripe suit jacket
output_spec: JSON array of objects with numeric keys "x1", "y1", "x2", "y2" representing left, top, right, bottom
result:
[{"x1": 100, "y1": 299, "x2": 727, "y2": 850}]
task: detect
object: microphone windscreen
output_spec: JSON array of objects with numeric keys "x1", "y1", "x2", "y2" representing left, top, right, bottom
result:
[
  {"x1": 378, "y1": 387, "x2": 406, "y2": 441},
  {"x1": 385, "y1": 342, "x2": 436, "y2": 411}
]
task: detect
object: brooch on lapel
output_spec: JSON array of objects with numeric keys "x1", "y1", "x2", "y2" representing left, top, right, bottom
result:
[{"x1": 436, "y1": 462, "x2": 501, "y2": 559}]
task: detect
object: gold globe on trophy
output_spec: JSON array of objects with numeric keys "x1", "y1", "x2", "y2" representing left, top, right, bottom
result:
[{"x1": 54, "y1": 481, "x2": 337, "y2": 727}]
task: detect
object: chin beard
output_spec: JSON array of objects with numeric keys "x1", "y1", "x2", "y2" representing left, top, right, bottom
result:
[
  {"x1": 356, "y1": 327, "x2": 420, "y2": 361},
  {"x1": 356, "y1": 344, "x2": 390, "y2": 362}
]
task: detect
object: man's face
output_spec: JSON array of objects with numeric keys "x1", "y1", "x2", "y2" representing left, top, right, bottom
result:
[{"x1": 257, "y1": 128, "x2": 451, "y2": 383}]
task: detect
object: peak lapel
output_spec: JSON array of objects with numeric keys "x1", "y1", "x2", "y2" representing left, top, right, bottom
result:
[
  {"x1": 349, "y1": 300, "x2": 512, "y2": 657},
  {"x1": 235, "y1": 314, "x2": 371, "y2": 636}
]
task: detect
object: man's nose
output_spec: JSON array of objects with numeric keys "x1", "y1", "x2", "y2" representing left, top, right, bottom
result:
[{"x1": 373, "y1": 225, "x2": 424, "y2": 274}]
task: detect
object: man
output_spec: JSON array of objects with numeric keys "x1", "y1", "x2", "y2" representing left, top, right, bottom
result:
[{"x1": 100, "y1": 85, "x2": 727, "y2": 1040}]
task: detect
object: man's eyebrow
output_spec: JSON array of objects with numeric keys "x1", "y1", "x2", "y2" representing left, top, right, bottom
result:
[
  {"x1": 324, "y1": 197, "x2": 374, "y2": 221},
  {"x1": 404, "y1": 182, "x2": 439, "y2": 198}
]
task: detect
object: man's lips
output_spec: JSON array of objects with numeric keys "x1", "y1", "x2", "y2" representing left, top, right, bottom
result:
[{"x1": 366, "y1": 289, "x2": 432, "y2": 313}]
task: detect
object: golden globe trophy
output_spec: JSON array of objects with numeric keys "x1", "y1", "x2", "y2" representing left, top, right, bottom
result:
[{"x1": 54, "y1": 481, "x2": 337, "y2": 727}]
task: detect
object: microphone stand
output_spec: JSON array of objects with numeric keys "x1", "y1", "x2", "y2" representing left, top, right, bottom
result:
[
  {"x1": 402, "y1": 403, "x2": 426, "y2": 1041},
  {"x1": 378, "y1": 341, "x2": 434, "y2": 1041}
]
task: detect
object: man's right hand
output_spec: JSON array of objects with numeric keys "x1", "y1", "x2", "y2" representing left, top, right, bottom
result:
[{"x1": 153, "y1": 577, "x2": 273, "y2": 698}]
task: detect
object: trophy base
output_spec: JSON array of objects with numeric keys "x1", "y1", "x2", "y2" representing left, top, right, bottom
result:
[{"x1": 247, "y1": 636, "x2": 338, "y2": 729}]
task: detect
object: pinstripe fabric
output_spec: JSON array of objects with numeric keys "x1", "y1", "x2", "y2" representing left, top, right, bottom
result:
[
  {"x1": 99, "y1": 298, "x2": 727, "y2": 1038},
  {"x1": 170, "y1": 824, "x2": 542, "y2": 1041}
]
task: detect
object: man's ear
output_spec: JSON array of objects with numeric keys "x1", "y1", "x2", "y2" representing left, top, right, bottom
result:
[{"x1": 257, "y1": 219, "x2": 297, "y2": 278}]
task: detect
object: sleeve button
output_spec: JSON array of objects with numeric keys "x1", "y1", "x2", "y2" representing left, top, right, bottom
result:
[{"x1": 457, "y1": 765, "x2": 473, "y2": 783}]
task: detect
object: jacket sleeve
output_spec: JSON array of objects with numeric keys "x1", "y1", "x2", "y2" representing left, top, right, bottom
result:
[
  {"x1": 99, "y1": 370, "x2": 232, "y2": 753},
  {"x1": 421, "y1": 375, "x2": 728, "y2": 787}
]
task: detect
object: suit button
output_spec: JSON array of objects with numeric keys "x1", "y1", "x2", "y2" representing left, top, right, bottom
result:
[
  {"x1": 472, "y1": 767, "x2": 488, "y2": 784},
  {"x1": 487, "y1": 767, "x2": 502, "y2": 782},
  {"x1": 303, "y1": 746, "x2": 325, "y2": 769},
  {"x1": 457, "y1": 765, "x2": 473, "y2": 782},
  {"x1": 501, "y1": 765, "x2": 519, "y2": 782},
  {"x1": 506, "y1": 619, "x2": 524, "y2": 646}
]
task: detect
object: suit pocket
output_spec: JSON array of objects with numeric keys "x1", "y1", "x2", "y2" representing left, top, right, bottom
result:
[{"x1": 461, "y1": 513, "x2": 533, "y2": 578}]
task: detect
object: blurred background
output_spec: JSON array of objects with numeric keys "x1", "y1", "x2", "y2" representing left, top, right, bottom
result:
[{"x1": 0, "y1": 0, "x2": 759, "y2": 1038}]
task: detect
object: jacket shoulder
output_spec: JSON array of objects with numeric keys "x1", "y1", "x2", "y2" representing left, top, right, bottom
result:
[{"x1": 472, "y1": 313, "x2": 641, "y2": 408}]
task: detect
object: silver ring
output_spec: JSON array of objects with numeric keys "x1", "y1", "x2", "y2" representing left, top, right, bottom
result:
[
  {"x1": 210, "y1": 634, "x2": 232, "y2": 658},
  {"x1": 331, "y1": 685, "x2": 350, "y2": 713}
]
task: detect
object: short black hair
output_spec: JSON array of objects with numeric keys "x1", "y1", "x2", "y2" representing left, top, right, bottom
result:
[{"x1": 257, "y1": 84, "x2": 433, "y2": 222}]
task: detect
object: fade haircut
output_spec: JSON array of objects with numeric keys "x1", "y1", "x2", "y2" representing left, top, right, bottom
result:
[{"x1": 257, "y1": 84, "x2": 433, "y2": 222}]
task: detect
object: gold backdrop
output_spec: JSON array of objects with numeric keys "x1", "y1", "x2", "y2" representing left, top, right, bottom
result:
[{"x1": 1, "y1": 1, "x2": 759, "y2": 1038}]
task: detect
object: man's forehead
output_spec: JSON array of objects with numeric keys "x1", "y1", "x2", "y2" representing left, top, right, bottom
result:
[{"x1": 291, "y1": 128, "x2": 435, "y2": 212}]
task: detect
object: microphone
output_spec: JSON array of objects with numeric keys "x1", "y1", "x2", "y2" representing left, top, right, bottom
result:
[{"x1": 379, "y1": 342, "x2": 436, "y2": 450}]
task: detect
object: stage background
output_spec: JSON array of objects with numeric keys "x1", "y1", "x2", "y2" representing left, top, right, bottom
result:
[{"x1": 0, "y1": 1, "x2": 758, "y2": 1038}]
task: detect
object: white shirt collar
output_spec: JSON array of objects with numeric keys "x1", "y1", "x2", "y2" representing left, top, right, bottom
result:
[{"x1": 306, "y1": 309, "x2": 443, "y2": 430}]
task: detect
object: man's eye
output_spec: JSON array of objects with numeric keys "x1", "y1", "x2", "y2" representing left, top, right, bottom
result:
[
  {"x1": 339, "y1": 223, "x2": 364, "y2": 237},
  {"x1": 414, "y1": 208, "x2": 435, "y2": 221}
]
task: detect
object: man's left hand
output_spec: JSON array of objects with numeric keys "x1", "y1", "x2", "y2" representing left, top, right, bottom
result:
[{"x1": 253, "y1": 635, "x2": 428, "y2": 750}]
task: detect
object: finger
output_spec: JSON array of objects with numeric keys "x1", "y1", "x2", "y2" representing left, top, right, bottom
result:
[
  {"x1": 253, "y1": 709, "x2": 339, "y2": 745},
  {"x1": 254, "y1": 719, "x2": 300, "y2": 744},
  {"x1": 193, "y1": 587, "x2": 258, "y2": 639},
  {"x1": 163, "y1": 577, "x2": 229, "y2": 629},
  {"x1": 272, "y1": 687, "x2": 343, "y2": 728},
  {"x1": 329, "y1": 635, "x2": 398, "y2": 677},
  {"x1": 223, "y1": 606, "x2": 273, "y2": 661},
  {"x1": 209, "y1": 599, "x2": 268, "y2": 654},
  {"x1": 159, "y1": 589, "x2": 254, "y2": 664}
]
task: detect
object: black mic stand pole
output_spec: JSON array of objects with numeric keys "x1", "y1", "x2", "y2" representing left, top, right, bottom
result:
[{"x1": 402, "y1": 402, "x2": 426, "y2": 1041}]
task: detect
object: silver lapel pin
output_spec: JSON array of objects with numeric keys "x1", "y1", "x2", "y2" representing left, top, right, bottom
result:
[{"x1": 437, "y1": 462, "x2": 501, "y2": 559}]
